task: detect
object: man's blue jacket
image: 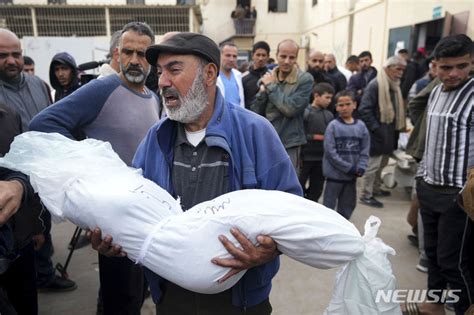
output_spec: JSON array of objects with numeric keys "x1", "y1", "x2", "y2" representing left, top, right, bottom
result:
[{"x1": 132, "y1": 88, "x2": 302, "y2": 309}]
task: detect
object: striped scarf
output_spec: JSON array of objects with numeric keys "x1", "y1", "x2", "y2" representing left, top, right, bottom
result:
[{"x1": 376, "y1": 69, "x2": 405, "y2": 130}]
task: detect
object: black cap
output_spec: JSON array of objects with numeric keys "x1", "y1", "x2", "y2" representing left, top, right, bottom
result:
[{"x1": 146, "y1": 32, "x2": 220, "y2": 69}]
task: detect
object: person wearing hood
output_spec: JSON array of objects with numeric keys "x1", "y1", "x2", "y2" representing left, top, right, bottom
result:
[{"x1": 49, "y1": 52, "x2": 80, "y2": 102}]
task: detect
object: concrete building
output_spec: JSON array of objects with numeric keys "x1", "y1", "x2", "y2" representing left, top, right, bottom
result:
[{"x1": 1, "y1": 0, "x2": 472, "y2": 77}]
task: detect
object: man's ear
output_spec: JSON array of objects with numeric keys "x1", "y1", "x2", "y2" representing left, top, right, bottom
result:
[
  {"x1": 203, "y1": 63, "x2": 218, "y2": 86},
  {"x1": 112, "y1": 47, "x2": 119, "y2": 62}
]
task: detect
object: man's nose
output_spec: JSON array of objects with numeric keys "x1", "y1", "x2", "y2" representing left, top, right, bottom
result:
[
  {"x1": 5, "y1": 55, "x2": 16, "y2": 64},
  {"x1": 130, "y1": 52, "x2": 140, "y2": 64},
  {"x1": 158, "y1": 71, "x2": 170, "y2": 89}
]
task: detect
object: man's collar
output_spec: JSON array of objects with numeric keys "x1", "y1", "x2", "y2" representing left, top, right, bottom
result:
[{"x1": 273, "y1": 65, "x2": 298, "y2": 84}]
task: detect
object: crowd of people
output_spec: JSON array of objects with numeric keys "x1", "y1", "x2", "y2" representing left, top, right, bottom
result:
[{"x1": 0, "y1": 19, "x2": 472, "y2": 315}]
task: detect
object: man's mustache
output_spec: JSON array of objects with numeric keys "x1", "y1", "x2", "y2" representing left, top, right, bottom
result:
[
  {"x1": 161, "y1": 87, "x2": 180, "y2": 99},
  {"x1": 126, "y1": 65, "x2": 145, "y2": 74}
]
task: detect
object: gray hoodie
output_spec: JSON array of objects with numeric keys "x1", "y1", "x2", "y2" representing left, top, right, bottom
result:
[{"x1": 0, "y1": 73, "x2": 51, "y2": 130}]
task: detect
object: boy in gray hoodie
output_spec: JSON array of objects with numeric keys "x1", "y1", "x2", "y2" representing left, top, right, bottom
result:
[{"x1": 323, "y1": 90, "x2": 369, "y2": 219}]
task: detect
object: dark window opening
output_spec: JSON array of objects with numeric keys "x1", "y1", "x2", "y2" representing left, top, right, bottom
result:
[{"x1": 268, "y1": 0, "x2": 287, "y2": 13}]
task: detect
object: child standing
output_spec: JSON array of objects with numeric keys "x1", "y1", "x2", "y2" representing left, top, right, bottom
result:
[
  {"x1": 323, "y1": 90, "x2": 369, "y2": 219},
  {"x1": 299, "y1": 83, "x2": 335, "y2": 202}
]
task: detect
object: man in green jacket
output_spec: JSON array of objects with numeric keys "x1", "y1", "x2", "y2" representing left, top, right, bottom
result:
[{"x1": 252, "y1": 39, "x2": 314, "y2": 170}]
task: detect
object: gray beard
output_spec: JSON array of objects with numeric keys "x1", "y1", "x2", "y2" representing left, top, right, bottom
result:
[
  {"x1": 163, "y1": 67, "x2": 209, "y2": 124},
  {"x1": 120, "y1": 63, "x2": 150, "y2": 84}
]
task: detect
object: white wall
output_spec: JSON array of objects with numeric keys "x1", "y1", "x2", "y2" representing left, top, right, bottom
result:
[
  {"x1": 199, "y1": 0, "x2": 234, "y2": 44},
  {"x1": 21, "y1": 36, "x2": 110, "y2": 84}
]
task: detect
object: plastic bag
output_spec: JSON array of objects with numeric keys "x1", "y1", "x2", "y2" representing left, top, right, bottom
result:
[{"x1": 324, "y1": 216, "x2": 401, "y2": 315}]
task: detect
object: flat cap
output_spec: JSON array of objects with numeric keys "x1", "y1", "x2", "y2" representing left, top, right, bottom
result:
[{"x1": 146, "y1": 32, "x2": 220, "y2": 69}]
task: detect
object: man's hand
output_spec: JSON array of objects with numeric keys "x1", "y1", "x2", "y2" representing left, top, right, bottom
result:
[
  {"x1": 260, "y1": 73, "x2": 275, "y2": 87},
  {"x1": 0, "y1": 180, "x2": 24, "y2": 225},
  {"x1": 89, "y1": 228, "x2": 127, "y2": 257},
  {"x1": 211, "y1": 227, "x2": 279, "y2": 283}
]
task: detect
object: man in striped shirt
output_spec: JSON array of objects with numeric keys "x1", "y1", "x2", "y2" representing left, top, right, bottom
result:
[{"x1": 415, "y1": 34, "x2": 473, "y2": 315}]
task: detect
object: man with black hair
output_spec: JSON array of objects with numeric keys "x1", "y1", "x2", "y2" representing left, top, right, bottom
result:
[
  {"x1": 242, "y1": 40, "x2": 270, "y2": 110},
  {"x1": 411, "y1": 34, "x2": 473, "y2": 315},
  {"x1": 49, "y1": 52, "x2": 80, "y2": 102},
  {"x1": 30, "y1": 22, "x2": 161, "y2": 315},
  {"x1": 340, "y1": 55, "x2": 359, "y2": 81},
  {"x1": 347, "y1": 50, "x2": 377, "y2": 105},
  {"x1": 299, "y1": 82, "x2": 335, "y2": 202},
  {"x1": 22, "y1": 56, "x2": 35, "y2": 75},
  {"x1": 216, "y1": 42, "x2": 245, "y2": 107},
  {"x1": 398, "y1": 48, "x2": 423, "y2": 102}
]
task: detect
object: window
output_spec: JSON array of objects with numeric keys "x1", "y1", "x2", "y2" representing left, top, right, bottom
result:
[
  {"x1": 177, "y1": 0, "x2": 196, "y2": 4},
  {"x1": 127, "y1": 0, "x2": 145, "y2": 4},
  {"x1": 268, "y1": 0, "x2": 287, "y2": 13},
  {"x1": 0, "y1": 0, "x2": 13, "y2": 4},
  {"x1": 48, "y1": 0, "x2": 67, "y2": 4},
  {"x1": 312, "y1": 0, "x2": 318, "y2": 6}
]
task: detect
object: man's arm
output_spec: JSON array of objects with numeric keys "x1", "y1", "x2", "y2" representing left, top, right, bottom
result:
[
  {"x1": 251, "y1": 84, "x2": 269, "y2": 115},
  {"x1": 266, "y1": 73, "x2": 314, "y2": 118},
  {"x1": 29, "y1": 77, "x2": 116, "y2": 139}
]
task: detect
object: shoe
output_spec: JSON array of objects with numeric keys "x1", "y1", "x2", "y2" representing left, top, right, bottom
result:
[
  {"x1": 416, "y1": 258, "x2": 428, "y2": 273},
  {"x1": 359, "y1": 196, "x2": 384, "y2": 208},
  {"x1": 373, "y1": 189, "x2": 391, "y2": 197},
  {"x1": 38, "y1": 275, "x2": 77, "y2": 292},
  {"x1": 68, "y1": 234, "x2": 90, "y2": 250},
  {"x1": 407, "y1": 234, "x2": 419, "y2": 247}
]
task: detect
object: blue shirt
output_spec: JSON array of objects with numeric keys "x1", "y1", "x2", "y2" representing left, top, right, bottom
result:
[{"x1": 219, "y1": 71, "x2": 241, "y2": 106}]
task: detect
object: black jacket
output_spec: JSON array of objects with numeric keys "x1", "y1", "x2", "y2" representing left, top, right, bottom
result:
[
  {"x1": 242, "y1": 66, "x2": 269, "y2": 110},
  {"x1": 301, "y1": 106, "x2": 334, "y2": 161},
  {"x1": 0, "y1": 105, "x2": 43, "y2": 251},
  {"x1": 0, "y1": 104, "x2": 22, "y2": 156},
  {"x1": 326, "y1": 67, "x2": 347, "y2": 93},
  {"x1": 49, "y1": 52, "x2": 80, "y2": 102},
  {"x1": 347, "y1": 67, "x2": 377, "y2": 105},
  {"x1": 358, "y1": 79, "x2": 398, "y2": 156}
]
